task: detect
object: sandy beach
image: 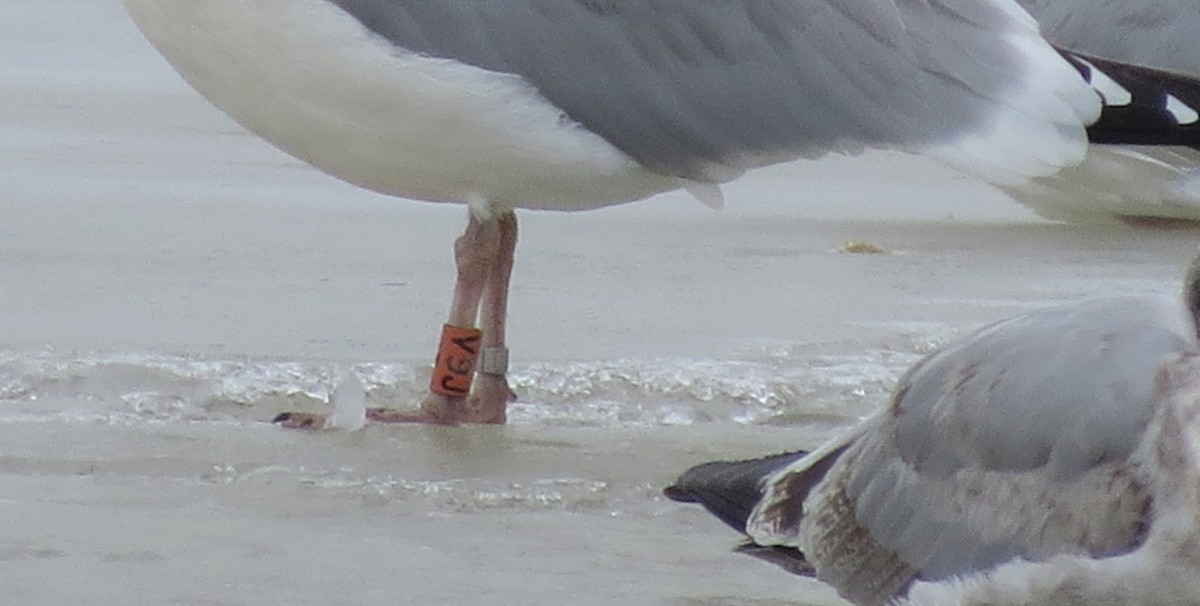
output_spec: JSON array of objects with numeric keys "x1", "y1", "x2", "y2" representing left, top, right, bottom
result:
[{"x1": 3, "y1": 1, "x2": 1199, "y2": 603}]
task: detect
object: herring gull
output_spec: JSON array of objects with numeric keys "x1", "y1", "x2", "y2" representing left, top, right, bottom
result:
[
  {"x1": 117, "y1": 0, "x2": 1200, "y2": 426},
  {"x1": 667, "y1": 255, "x2": 1200, "y2": 605}
]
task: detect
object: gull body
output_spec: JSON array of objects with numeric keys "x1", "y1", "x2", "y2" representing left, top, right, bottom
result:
[
  {"x1": 668, "y1": 258, "x2": 1200, "y2": 605},
  {"x1": 120, "y1": 0, "x2": 677, "y2": 213},
  {"x1": 118, "y1": 0, "x2": 1200, "y2": 423}
]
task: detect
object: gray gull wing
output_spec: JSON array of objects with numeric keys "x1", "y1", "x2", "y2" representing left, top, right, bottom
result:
[
  {"x1": 1019, "y1": 0, "x2": 1200, "y2": 75},
  {"x1": 327, "y1": 0, "x2": 1100, "y2": 183},
  {"x1": 740, "y1": 294, "x2": 1198, "y2": 603},
  {"x1": 1008, "y1": 0, "x2": 1200, "y2": 224},
  {"x1": 899, "y1": 353, "x2": 1200, "y2": 605}
]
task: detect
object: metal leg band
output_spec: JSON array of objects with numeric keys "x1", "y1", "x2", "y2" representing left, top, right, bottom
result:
[{"x1": 478, "y1": 346, "x2": 509, "y2": 377}]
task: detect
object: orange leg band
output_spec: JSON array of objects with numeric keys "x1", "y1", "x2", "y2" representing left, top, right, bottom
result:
[{"x1": 431, "y1": 324, "x2": 482, "y2": 397}]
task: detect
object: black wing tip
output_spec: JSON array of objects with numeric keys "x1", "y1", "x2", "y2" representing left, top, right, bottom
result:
[
  {"x1": 668, "y1": 451, "x2": 824, "y2": 579},
  {"x1": 667, "y1": 450, "x2": 809, "y2": 496},
  {"x1": 735, "y1": 541, "x2": 817, "y2": 577},
  {"x1": 1059, "y1": 49, "x2": 1200, "y2": 148},
  {"x1": 662, "y1": 483, "x2": 698, "y2": 503},
  {"x1": 665, "y1": 450, "x2": 810, "y2": 532}
]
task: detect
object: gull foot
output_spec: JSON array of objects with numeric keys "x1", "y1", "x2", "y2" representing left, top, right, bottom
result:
[
  {"x1": 273, "y1": 386, "x2": 515, "y2": 428},
  {"x1": 367, "y1": 384, "x2": 513, "y2": 425},
  {"x1": 351, "y1": 393, "x2": 473, "y2": 425},
  {"x1": 461, "y1": 374, "x2": 516, "y2": 424},
  {"x1": 272, "y1": 411, "x2": 328, "y2": 430},
  {"x1": 271, "y1": 407, "x2": 457, "y2": 429},
  {"x1": 365, "y1": 406, "x2": 457, "y2": 425}
]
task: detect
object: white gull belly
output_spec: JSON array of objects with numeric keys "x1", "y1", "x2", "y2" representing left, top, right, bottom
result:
[{"x1": 120, "y1": 0, "x2": 677, "y2": 212}]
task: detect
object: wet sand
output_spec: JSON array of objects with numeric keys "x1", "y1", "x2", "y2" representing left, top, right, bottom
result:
[{"x1": 3, "y1": 1, "x2": 1200, "y2": 604}]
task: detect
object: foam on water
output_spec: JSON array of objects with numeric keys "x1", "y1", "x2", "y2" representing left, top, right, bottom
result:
[
  {"x1": 0, "y1": 343, "x2": 931, "y2": 524},
  {"x1": 191, "y1": 458, "x2": 615, "y2": 510},
  {"x1": 0, "y1": 345, "x2": 927, "y2": 431}
]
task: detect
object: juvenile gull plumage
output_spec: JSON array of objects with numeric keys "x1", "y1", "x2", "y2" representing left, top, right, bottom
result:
[
  {"x1": 118, "y1": 0, "x2": 1200, "y2": 426},
  {"x1": 667, "y1": 256, "x2": 1200, "y2": 605}
]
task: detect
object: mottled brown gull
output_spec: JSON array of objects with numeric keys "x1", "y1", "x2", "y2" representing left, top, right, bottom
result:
[{"x1": 668, "y1": 254, "x2": 1200, "y2": 605}]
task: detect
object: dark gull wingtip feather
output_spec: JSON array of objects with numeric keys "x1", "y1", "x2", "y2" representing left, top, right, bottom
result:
[
  {"x1": 666, "y1": 450, "x2": 808, "y2": 533},
  {"x1": 1060, "y1": 49, "x2": 1200, "y2": 148}
]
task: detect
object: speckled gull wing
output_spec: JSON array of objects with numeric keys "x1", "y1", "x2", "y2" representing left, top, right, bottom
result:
[
  {"x1": 327, "y1": 0, "x2": 1100, "y2": 185},
  {"x1": 899, "y1": 353, "x2": 1200, "y2": 605},
  {"x1": 748, "y1": 295, "x2": 1198, "y2": 599}
]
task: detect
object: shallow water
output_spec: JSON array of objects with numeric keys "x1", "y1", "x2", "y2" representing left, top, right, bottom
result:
[{"x1": 4, "y1": 1, "x2": 1200, "y2": 604}]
